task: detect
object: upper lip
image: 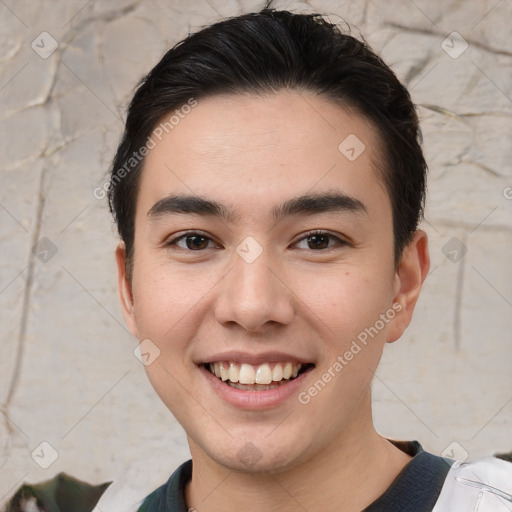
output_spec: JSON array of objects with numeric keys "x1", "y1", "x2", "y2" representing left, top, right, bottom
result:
[{"x1": 197, "y1": 351, "x2": 314, "y2": 366}]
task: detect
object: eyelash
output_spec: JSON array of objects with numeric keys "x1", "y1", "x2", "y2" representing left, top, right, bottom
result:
[{"x1": 164, "y1": 230, "x2": 349, "y2": 251}]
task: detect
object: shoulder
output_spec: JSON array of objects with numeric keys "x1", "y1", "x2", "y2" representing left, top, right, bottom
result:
[
  {"x1": 432, "y1": 456, "x2": 512, "y2": 511},
  {"x1": 93, "y1": 459, "x2": 192, "y2": 512},
  {"x1": 91, "y1": 466, "x2": 174, "y2": 512}
]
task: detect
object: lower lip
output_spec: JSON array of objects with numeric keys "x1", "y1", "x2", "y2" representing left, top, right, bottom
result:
[{"x1": 199, "y1": 365, "x2": 312, "y2": 410}]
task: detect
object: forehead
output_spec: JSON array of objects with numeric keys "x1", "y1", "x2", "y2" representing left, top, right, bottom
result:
[{"x1": 137, "y1": 91, "x2": 389, "y2": 221}]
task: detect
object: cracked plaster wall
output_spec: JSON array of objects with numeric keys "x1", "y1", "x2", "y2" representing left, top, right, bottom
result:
[{"x1": 0, "y1": 0, "x2": 511, "y2": 503}]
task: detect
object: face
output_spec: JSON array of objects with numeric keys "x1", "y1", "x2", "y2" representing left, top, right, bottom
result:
[{"x1": 117, "y1": 91, "x2": 428, "y2": 474}]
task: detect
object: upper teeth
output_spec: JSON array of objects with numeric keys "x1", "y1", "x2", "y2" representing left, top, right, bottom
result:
[{"x1": 209, "y1": 361, "x2": 302, "y2": 385}]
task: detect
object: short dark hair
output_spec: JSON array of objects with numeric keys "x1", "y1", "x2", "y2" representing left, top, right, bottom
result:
[{"x1": 108, "y1": 8, "x2": 427, "y2": 279}]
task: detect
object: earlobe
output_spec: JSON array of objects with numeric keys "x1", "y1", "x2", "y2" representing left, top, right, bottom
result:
[
  {"x1": 387, "y1": 230, "x2": 430, "y2": 343},
  {"x1": 115, "y1": 242, "x2": 139, "y2": 338}
]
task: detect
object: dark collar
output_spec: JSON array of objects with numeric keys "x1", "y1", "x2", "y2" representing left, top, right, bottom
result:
[{"x1": 364, "y1": 441, "x2": 452, "y2": 511}]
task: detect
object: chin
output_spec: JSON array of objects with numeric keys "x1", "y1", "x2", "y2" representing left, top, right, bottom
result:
[{"x1": 202, "y1": 434, "x2": 313, "y2": 475}]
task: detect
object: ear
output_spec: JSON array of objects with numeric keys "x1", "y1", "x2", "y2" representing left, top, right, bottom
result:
[
  {"x1": 115, "y1": 242, "x2": 139, "y2": 339},
  {"x1": 386, "y1": 230, "x2": 430, "y2": 343}
]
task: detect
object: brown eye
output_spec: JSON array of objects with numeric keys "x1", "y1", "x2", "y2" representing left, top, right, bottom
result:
[
  {"x1": 166, "y1": 232, "x2": 217, "y2": 251},
  {"x1": 295, "y1": 231, "x2": 345, "y2": 250},
  {"x1": 306, "y1": 233, "x2": 330, "y2": 250},
  {"x1": 184, "y1": 234, "x2": 210, "y2": 250}
]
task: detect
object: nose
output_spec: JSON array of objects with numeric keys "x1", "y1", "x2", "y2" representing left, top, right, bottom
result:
[{"x1": 213, "y1": 247, "x2": 295, "y2": 333}]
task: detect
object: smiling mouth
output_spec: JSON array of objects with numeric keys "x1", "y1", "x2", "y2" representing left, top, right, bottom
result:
[{"x1": 204, "y1": 361, "x2": 314, "y2": 391}]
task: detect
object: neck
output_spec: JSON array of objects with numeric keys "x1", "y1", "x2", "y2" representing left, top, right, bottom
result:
[{"x1": 185, "y1": 394, "x2": 411, "y2": 512}]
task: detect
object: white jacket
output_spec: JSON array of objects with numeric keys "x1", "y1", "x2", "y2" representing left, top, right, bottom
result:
[{"x1": 432, "y1": 457, "x2": 512, "y2": 511}]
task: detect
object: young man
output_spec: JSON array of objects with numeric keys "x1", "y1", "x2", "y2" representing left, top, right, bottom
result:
[{"x1": 5, "y1": 6, "x2": 511, "y2": 512}]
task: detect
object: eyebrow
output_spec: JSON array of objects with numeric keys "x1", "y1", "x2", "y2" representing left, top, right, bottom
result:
[{"x1": 147, "y1": 191, "x2": 367, "y2": 223}]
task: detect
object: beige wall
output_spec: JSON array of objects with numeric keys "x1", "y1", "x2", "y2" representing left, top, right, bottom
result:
[{"x1": 1, "y1": 0, "x2": 511, "y2": 502}]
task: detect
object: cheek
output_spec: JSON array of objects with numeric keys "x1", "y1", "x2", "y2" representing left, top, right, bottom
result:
[
  {"x1": 130, "y1": 263, "x2": 209, "y2": 407},
  {"x1": 292, "y1": 267, "x2": 393, "y2": 342},
  {"x1": 132, "y1": 259, "x2": 207, "y2": 333}
]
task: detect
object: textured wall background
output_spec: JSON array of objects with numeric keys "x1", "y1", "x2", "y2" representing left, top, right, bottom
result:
[{"x1": 1, "y1": 0, "x2": 511, "y2": 504}]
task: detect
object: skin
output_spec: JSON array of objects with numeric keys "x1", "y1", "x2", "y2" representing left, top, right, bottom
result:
[{"x1": 116, "y1": 91, "x2": 430, "y2": 512}]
